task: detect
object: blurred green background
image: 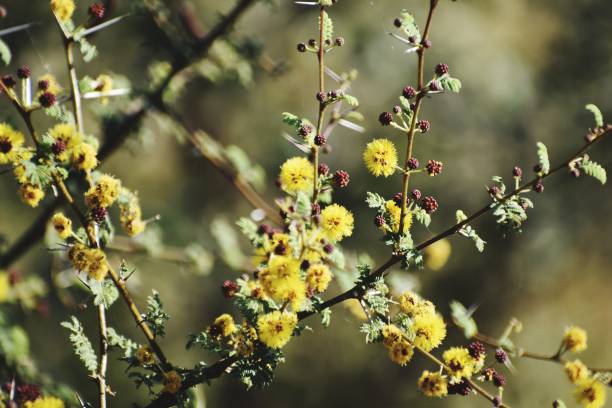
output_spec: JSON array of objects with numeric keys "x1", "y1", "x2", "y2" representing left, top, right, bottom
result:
[{"x1": 0, "y1": 0, "x2": 611, "y2": 406}]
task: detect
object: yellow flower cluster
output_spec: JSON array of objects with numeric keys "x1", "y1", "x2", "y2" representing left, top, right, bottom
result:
[
  {"x1": 563, "y1": 359, "x2": 607, "y2": 408},
  {"x1": 305, "y1": 263, "x2": 333, "y2": 293},
  {"x1": 399, "y1": 291, "x2": 447, "y2": 352},
  {"x1": 382, "y1": 199, "x2": 412, "y2": 234},
  {"x1": 279, "y1": 156, "x2": 314, "y2": 194},
  {"x1": 363, "y1": 138, "x2": 398, "y2": 177},
  {"x1": 51, "y1": 212, "x2": 73, "y2": 239},
  {"x1": 442, "y1": 347, "x2": 478, "y2": 380},
  {"x1": 565, "y1": 359, "x2": 590, "y2": 384},
  {"x1": 50, "y1": 0, "x2": 75, "y2": 22},
  {"x1": 20, "y1": 184, "x2": 45, "y2": 208},
  {"x1": 37, "y1": 74, "x2": 63, "y2": 96},
  {"x1": 257, "y1": 310, "x2": 297, "y2": 349},
  {"x1": 68, "y1": 243, "x2": 109, "y2": 281},
  {"x1": 418, "y1": 370, "x2": 448, "y2": 398},
  {"x1": 382, "y1": 324, "x2": 414, "y2": 366},
  {"x1": 0, "y1": 123, "x2": 26, "y2": 165},
  {"x1": 562, "y1": 326, "x2": 588, "y2": 353},
  {"x1": 85, "y1": 174, "x2": 121, "y2": 208},
  {"x1": 320, "y1": 204, "x2": 354, "y2": 242},
  {"x1": 210, "y1": 314, "x2": 237, "y2": 337},
  {"x1": 118, "y1": 188, "x2": 146, "y2": 236},
  {"x1": 24, "y1": 396, "x2": 65, "y2": 408}
]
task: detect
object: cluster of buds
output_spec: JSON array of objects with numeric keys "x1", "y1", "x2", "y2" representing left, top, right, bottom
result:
[{"x1": 296, "y1": 36, "x2": 345, "y2": 54}]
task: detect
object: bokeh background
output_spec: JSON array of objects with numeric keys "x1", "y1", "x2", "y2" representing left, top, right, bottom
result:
[{"x1": 0, "y1": 0, "x2": 611, "y2": 407}]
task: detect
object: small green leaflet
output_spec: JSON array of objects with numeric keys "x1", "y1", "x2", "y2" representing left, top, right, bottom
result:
[
  {"x1": 319, "y1": 11, "x2": 334, "y2": 44},
  {"x1": 342, "y1": 94, "x2": 359, "y2": 107},
  {"x1": 91, "y1": 279, "x2": 119, "y2": 308},
  {"x1": 365, "y1": 191, "x2": 386, "y2": 209},
  {"x1": 281, "y1": 112, "x2": 302, "y2": 128},
  {"x1": 398, "y1": 10, "x2": 421, "y2": 43},
  {"x1": 413, "y1": 207, "x2": 431, "y2": 227},
  {"x1": 580, "y1": 158, "x2": 607, "y2": 185},
  {"x1": 456, "y1": 210, "x2": 486, "y2": 252},
  {"x1": 585, "y1": 104, "x2": 604, "y2": 128},
  {"x1": 440, "y1": 77, "x2": 462, "y2": 93},
  {"x1": 61, "y1": 316, "x2": 98, "y2": 374},
  {"x1": 536, "y1": 142, "x2": 550, "y2": 174},
  {"x1": 0, "y1": 38, "x2": 11, "y2": 65},
  {"x1": 19, "y1": 161, "x2": 54, "y2": 188},
  {"x1": 450, "y1": 300, "x2": 478, "y2": 339}
]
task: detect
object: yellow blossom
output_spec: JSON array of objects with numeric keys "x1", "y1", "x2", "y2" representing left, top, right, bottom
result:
[
  {"x1": 68, "y1": 244, "x2": 109, "y2": 281},
  {"x1": 565, "y1": 360, "x2": 590, "y2": 384},
  {"x1": 424, "y1": 238, "x2": 452, "y2": 271},
  {"x1": 234, "y1": 324, "x2": 258, "y2": 357},
  {"x1": 388, "y1": 339, "x2": 414, "y2": 366},
  {"x1": 398, "y1": 291, "x2": 436, "y2": 318},
  {"x1": 96, "y1": 74, "x2": 114, "y2": 105},
  {"x1": 0, "y1": 123, "x2": 25, "y2": 165},
  {"x1": 442, "y1": 347, "x2": 476, "y2": 379},
  {"x1": 306, "y1": 263, "x2": 332, "y2": 293},
  {"x1": 163, "y1": 370, "x2": 182, "y2": 394},
  {"x1": 211, "y1": 314, "x2": 237, "y2": 337},
  {"x1": 410, "y1": 312, "x2": 447, "y2": 352},
  {"x1": 382, "y1": 324, "x2": 404, "y2": 348},
  {"x1": 135, "y1": 346, "x2": 156, "y2": 365},
  {"x1": 72, "y1": 143, "x2": 98, "y2": 171},
  {"x1": 36, "y1": 74, "x2": 63, "y2": 96},
  {"x1": 24, "y1": 396, "x2": 65, "y2": 408},
  {"x1": 119, "y1": 188, "x2": 146, "y2": 236},
  {"x1": 279, "y1": 156, "x2": 314, "y2": 194},
  {"x1": 51, "y1": 212, "x2": 73, "y2": 239},
  {"x1": 574, "y1": 379, "x2": 606, "y2": 408},
  {"x1": 257, "y1": 311, "x2": 297, "y2": 349},
  {"x1": 418, "y1": 370, "x2": 448, "y2": 398},
  {"x1": 50, "y1": 0, "x2": 75, "y2": 22},
  {"x1": 320, "y1": 204, "x2": 354, "y2": 242},
  {"x1": 20, "y1": 184, "x2": 45, "y2": 207},
  {"x1": 563, "y1": 326, "x2": 588, "y2": 353},
  {"x1": 85, "y1": 174, "x2": 121, "y2": 208},
  {"x1": 48, "y1": 123, "x2": 82, "y2": 162},
  {"x1": 363, "y1": 138, "x2": 398, "y2": 177},
  {"x1": 384, "y1": 199, "x2": 412, "y2": 234},
  {"x1": 0, "y1": 272, "x2": 10, "y2": 303}
]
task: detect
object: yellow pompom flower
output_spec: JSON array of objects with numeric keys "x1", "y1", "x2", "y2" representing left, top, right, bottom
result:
[
  {"x1": 135, "y1": 345, "x2": 156, "y2": 365},
  {"x1": 163, "y1": 370, "x2": 182, "y2": 394},
  {"x1": 320, "y1": 204, "x2": 354, "y2": 242},
  {"x1": 442, "y1": 347, "x2": 475, "y2": 379},
  {"x1": 563, "y1": 326, "x2": 588, "y2": 353},
  {"x1": 36, "y1": 74, "x2": 63, "y2": 96},
  {"x1": 96, "y1": 74, "x2": 114, "y2": 105},
  {"x1": 24, "y1": 396, "x2": 65, "y2": 408},
  {"x1": 388, "y1": 339, "x2": 414, "y2": 366},
  {"x1": 0, "y1": 123, "x2": 25, "y2": 165},
  {"x1": 363, "y1": 138, "x2": 398, "y2": 177},
  {"x1": 68, "y1": 244, "x2": 109, "y2": 281},
  {"x1": 20, "y1": 184, "x2": 45, "y2": 207},
  {"x1": 418, "y1": 370, "x2": 448, "y2": 398},
  {"x1": 234, "y1": 324, "x2": 258, "y2": 357},
  {"x1": 0, "y1": 272, "x2": 10, "y2": 303},
  {"x1": 50, "y1": 0, "x2": 75, "y2": 22},
  {"x1": 72, "y1": 143, "x2": 98, "y2": 171},
  {"x1": 424, "y1": 238, "x2": 452, "y2": 271},
  {"x1": 306, "y1": 263, "x2": 332, "y2": 293},
  {"x1": 279, "y1": 156, "x2": 314, "y2": 194},
  {"x1": 382, "y1": 324, "x2": 404, "y2": 348},
  {"x1": 119, "y1": 188, "x2": 146, "y2": 236},
  {"x1": 410, "y1": 312, "x2": 447, "y2": 352},
  {"x1": 398, "y1": 291, "x2": 436, "y2": 318},
  {"x1": 574, "y1": 379, "x2": 606, "y2": 408},
  {"x1": 51, "y1": 212, "x2": 73, "y2": 239},
  {"x1": 384, "y1": 200, "x2": 412, "y2": 234},
  {"x1": 48, "y1": 123, "x2": 82, "y2": 161},
  {"x1": 257, "y1": 311, "x2": 297, "y2": 349},
  {"x1": 85, "y1": 174, "x2": 121, "y2": 208},
  {"x1": 210, "y1": 314, "x2": 237, "y2": 337},
  {"x1": 565, "y1": 360, "x2": 590, "y2": 384}
]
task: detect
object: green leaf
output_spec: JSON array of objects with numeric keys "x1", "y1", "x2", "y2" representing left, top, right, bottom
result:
[
  {"x1": 536, "y1": 142, "x2": 550, "y2": 174},
  {"x1": 456, "y1": 210, "x2": 486, "y2": 252},
  {"x1": 413, "y1": 208, "x2": 431, "y2": 227},
  {"x1": 397, "y1": 10, "x2": 421, "y2": 42},
  {"x1": 78, "y1": 37, "x2": 98, "y2": 62},
  {"x1": 106, "y1": 327, "x2": 138, "y2": 358},
  {"x1": 580, "y1": 158, "x2": 607, "y2": 185},
  {"x1": 319, "y1": 11, "x2": 334, "y2": 44},
  {"x1": 294, "y1": 191, "x2": 312, "y2": 218},
  {"x1": 281, "y1": 112, "x2": 302, "y2": 128},
  {"x1": 342, "y1": 94, "x2": 359, "y2": 107},
  {"x1": 236, "y1": 217, "x2": 261, "y2": 243},
  {"x1": 450, "y1": 301, "x2": 478, "y2": 338},
  {"x1": 440, "y1": 77, "x2": 462, "y2": 93},
  {"x1": 142, "y1": 291, "x2": 170, "y2": 338},
  {"x1": 0, "y1": 38, "x2": 11, "y2": 65},
  {"x1": 365, "y1": 191, "x2": 386, "y2": 209},
  {"x1": 91, "y1": 279, "x2": 119, "y2": 309},
  {"x1": 61, "y1": 316, "x2": 98, "y2": 374},
  {"x1": 18, "y1": 161, "x2": 54, "y2": 188},
  {"x1": 321, "y1": 308, "x2": 331, "y2": 328},
  {"x1": 585, "y1": 104, "x2": 604, "y2": 128}
]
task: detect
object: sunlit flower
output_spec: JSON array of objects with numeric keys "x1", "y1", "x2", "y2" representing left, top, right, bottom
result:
[
  {"x1": 574, "y1": 378, "x2": 606, "y2": 408},
  {"x1": 320, "y1": 204, "x2": 354, "y2": 242},
  {"x1": 443, "y1": 347, "x2": 476, "y2": 380},
  {"x1": 363, "y1": 138, "x2": 398, "y2": 177},
  {"x1": 388, "y1": 339, "x2": 414, "y2": 366},
  {"x1": 0, "y1": 272, "x2": 10, "y2": 303},
  {"x1": 279, "y1": 156, "x2": 314, "y2": 194},
  {"x1": 24, "y1": 396, "x2": 65, "y2": 408},
  {"x1": 51, "y1": 212, "x2": 73, "y2": 239},
  {"x1": 0, "y1": 123, "x2": 25, "y2": 165},
  {"x1": 563, "y1": 326, "x2": 588, "y2": 353},
  {"x1": 210, "y1": 314, "x2": 237, "y2": 337},
  {"x1": 257, "y1": 311, "x2": 297, "y2": 349},
  {"x1": 50, "y1": 0, "x2": 75, "y2": 22},
  {"x1": 306, "y1": 263, "x2": 332, "y2": 293},
  {"x1": 382, "y1": 324, "x2": 404, "y2": 348},
  {"x1": 410, "y1": 312, "x2": 447, "y2": 352},
  {"x1": 85, "y1": 174, "x2": 121, "y2": 208},
  {"x1": 418, "y1": 370, "x2": 448, "y2": 398},
  {"x1": 384, "y1": 199, "x2": 412, "y2": 234},
  {"x1": 20, "y1": 184, "x2": 45, "y2": 207},
  {"x1": 398, "y1": 291, "x2": 435, "y2": 318},
  {"x1": 565, "y1": 360, "x2": 590, "y2": 384},
  {"x1": 118, "y1": 188, "x2": 146, "y2": 236},
  {"x1": 424, "y1": 238, "x2": 452, "y2": 271},
  {"x1": 72, "y1": 143, "x2": 98, "y2": 171},
  {"x1": 96, "y1": 74, "x2": 114, "y2": 105}
]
